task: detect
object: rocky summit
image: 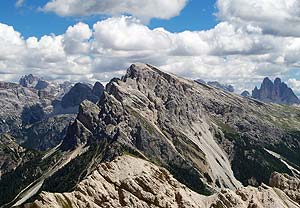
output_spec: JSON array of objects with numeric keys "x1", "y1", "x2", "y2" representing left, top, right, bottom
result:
[
  {"x1": 241, "y1": 90, "x2": 251, "y2": 97},
  {"x1": 252, "y1": 77, "x2": 300, "y2": 105},
  {"x1": 61, "y1": 82, "x2": 103, "y2": 109},
  {"x1": 1, "y1": 64, "x2": 300, "y2": 208}
]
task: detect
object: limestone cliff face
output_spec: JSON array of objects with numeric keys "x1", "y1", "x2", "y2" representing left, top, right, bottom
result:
[
  {"x1": 252, "y1": 77, "x2": 300, "y2": 105},
  {"x1": 61, "y1": 63, "x2": 242, "y2": 193},
  {"x1": 0, "y1": 77, "x2": 73, "y2": 146},
  {"x1": 0, "y1": 134, "x2": 25, "y2": 177},
  {"x1": 61, "y1": 82, "x2": 103, "y2": 109},
  {"x1": 24, "y1": 155, "x2": 300, "y2": 208},
  {"x1": 0, "y1": 134, "x2": 38, "y2": 178},
  {"x1": 270, "y1": 172, "x2": 300, "y2": 204},
  {"x1": 0, "y1": 75, "x2": 104, "y2": 151},
  {"x1": 57, "y1": 64, "x2": 300, "y2": 194}
]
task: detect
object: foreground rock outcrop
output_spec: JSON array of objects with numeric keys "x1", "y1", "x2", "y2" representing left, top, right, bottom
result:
[
  {"x1": 270, "y1": 172, "x2": 300, "y2": 204},
  {"x1": 23, "y1": 155, "x2": 300, "y2": 208}
]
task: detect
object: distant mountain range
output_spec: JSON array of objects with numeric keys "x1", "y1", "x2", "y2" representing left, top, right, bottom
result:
[
  {"x1": 242, "y1": 77, "x2": 300, "y2": 105},
  {"x1": 0, "y1": 74, "x2": 104, "y2": 151},
  {"x1": 196, "y1": 77, "x2": 300, "y2": 105},
  {"x1": 195, "y1": 79, "x2": 235, "y2": 92}
]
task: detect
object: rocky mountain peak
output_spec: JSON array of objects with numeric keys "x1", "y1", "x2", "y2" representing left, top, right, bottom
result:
[
  {"x1": 60, "y1": 63, "x2": 245, "y2": 193},
  {"x1": 61, "y1": 82, "x2": 103, "y2": 108},
  {"x1": 241, "y1": 90, "x2": 251, "y2": 97},
  {"x1": 274, "y1": 77, "x2": 282, "y2": 85},
  {"x1": 19, "y1": 74, "x2": 40, "y2": 88},
  {"x1": 207, "y1": 81, "x2": 234, "y2": 92},
  {"x1": 19, "y1": 74, "x2": 51, "y2": 91},
  {"x1": 262, "y1": 77, "x2": 273, "y2": 85},
  {"x1": 252, "y1": 77, "x2": 300, "y2": 105},
  {"x1": 92, "y1": 81, "x2": 104, "y2": 96},
  {"x1": 60, "y1": 99, "x2": 100, "y2": 151},
  {"x1": 123, "y1": 63, "x2": 154, "y2": 80}
]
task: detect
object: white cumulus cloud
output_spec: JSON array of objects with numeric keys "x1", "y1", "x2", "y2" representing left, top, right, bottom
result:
[
  {"x1": 216, "y1": 0, "x2": 300, "y2": 37},
  {"x1": 42, "y1": 0, "x2": 188, "y2": 22},
  {"x1": 1, "y1": 0, "x2": 300, "y2": 93}
]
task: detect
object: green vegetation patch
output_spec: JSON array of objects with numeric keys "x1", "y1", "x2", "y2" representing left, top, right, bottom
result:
[
  {"x1": 0, "y1": 150, "x2": 62, "y2": 206},
  {"x1": 232, "y1": 144, "x2": 292, "y2": 186},
  {"x1": 43, "y1": 142, "x2": 104, "y2": 193},
  {"x1": 168, "y1": 162, "x2": 212, "y2": 196}
]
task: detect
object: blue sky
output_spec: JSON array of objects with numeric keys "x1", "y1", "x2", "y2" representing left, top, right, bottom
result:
[
  {"x1": 0, "y1": 0, "x2": 218, "y2": 38},
  {"x1": 150, "y1": 0, "x2": 218, "y2": 32}
]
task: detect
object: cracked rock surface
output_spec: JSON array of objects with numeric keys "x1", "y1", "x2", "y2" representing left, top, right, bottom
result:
[{"x1": 24, "y1": 155, "x2": 300, "y2": 208}]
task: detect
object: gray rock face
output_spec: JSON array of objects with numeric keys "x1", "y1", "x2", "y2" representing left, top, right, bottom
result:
[
  {"x1": 241, "y1": 90, "x2": 251, "y2": 97},
  {"x1": 61, "y1": 83, "x2": 95, "y2": 108},
  {"x1": 56, "y1": 64, "x2": 300, "y2": 194},
  {"x1": 61, "y1": 64, "x2": 243, "y2": 194},
  {"x1": 61, "y1": 82, "x2": 104, "y2": 109},
  {"x1": 270, "y1": 172, "x2": 300, "y2": 204},
  {"x1": 0, "y1": 134, "x2": 25, "y2": 177},
  {"x1": 19, "y1": 74, "x2": 40, "y2": 88},
  {"x1": 0, "y1": 75, "x2": 103, "y2": 151},
  {"x1": 21, "y1": 114, "x2": 75, "y2": 151},
  {"x1": 0, "y1": 82, "x2": 40, "y2": 136},
  {"x1": 52, "y1": 82, "x2": 104, "y2": 115},
  {"x1": 207, "y1": 81, "x2": 235, "y2": 92},
  {"x1": 0, "y1": 79, "x2": 73, "y2": 147},
  {"x1": 252, "y1": 77, "x2": 300, "y2": 105},
  {"x1": 0, "y1": 134, "x2": 37, "y2": 178},
  {"x1": 24, "y1": 155, "x2": 300, "y2": 208},
  {"x1": 92, "y1": 81, "x2": 105, "y2": 97},
  {"x1": 60, "y1": 100, "x2": 99, "y2": 151},
  {"x1": 21, "y1": 104, "x2": 45, "y2": 125}
]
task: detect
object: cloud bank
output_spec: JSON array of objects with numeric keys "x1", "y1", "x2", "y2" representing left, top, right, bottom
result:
[
  {"x1": 1, "y1": 0, "x2": 300, "y2": 94},
  {"x1": 217, "y1": 0, "x2": 300, "y2": 37}
]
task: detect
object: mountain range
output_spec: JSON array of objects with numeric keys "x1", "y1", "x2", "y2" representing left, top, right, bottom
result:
[
  {"x1": 0, "y1": 64, "x2": 300, "y2": 207},
  {"x1": 195, "y1": 79, "x2": 235, "y2": 92},
  {"x1": 0, "y1": 74, "x2": 104, "y2": 151}
]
